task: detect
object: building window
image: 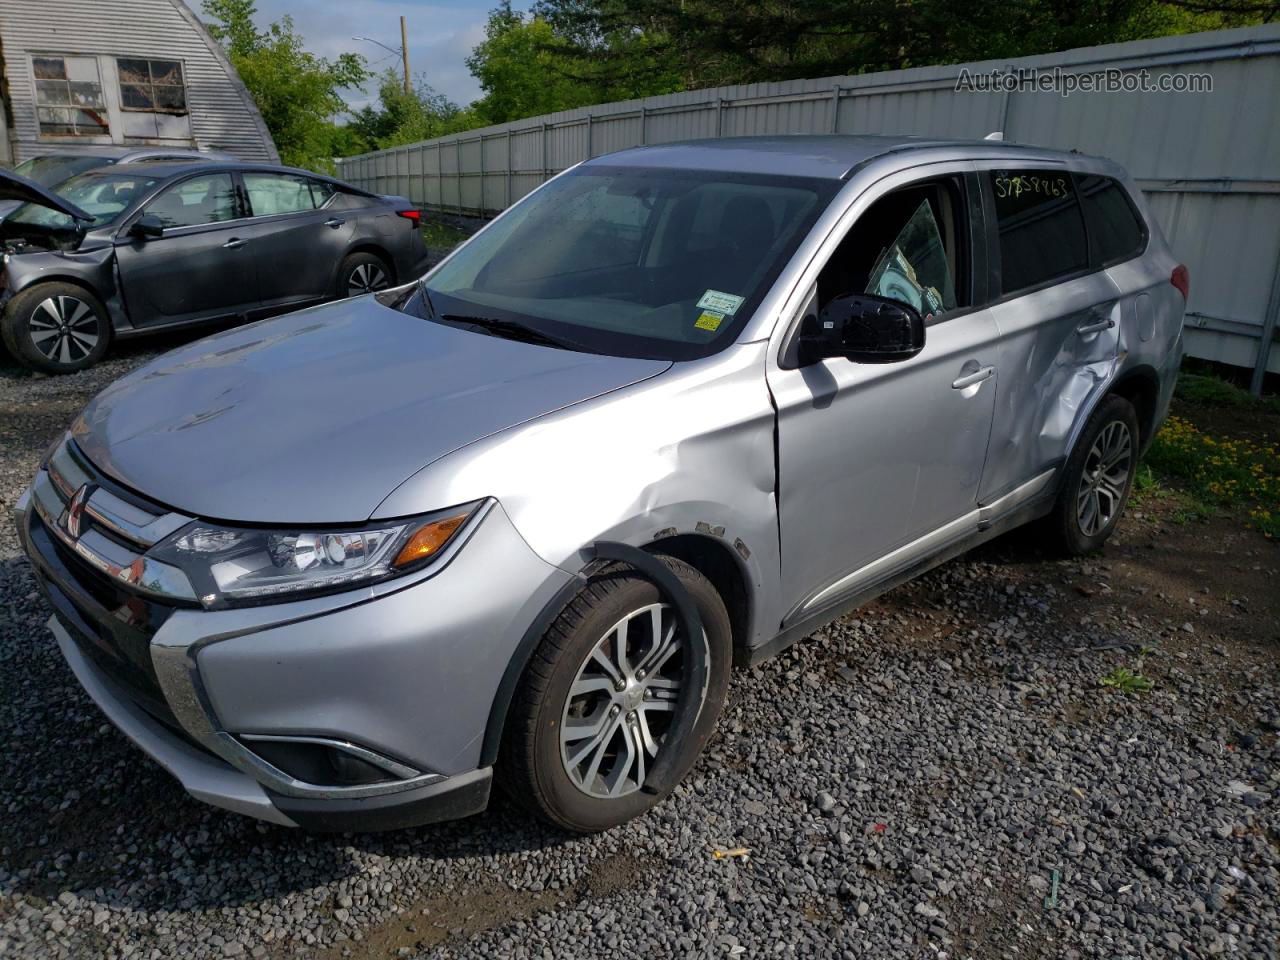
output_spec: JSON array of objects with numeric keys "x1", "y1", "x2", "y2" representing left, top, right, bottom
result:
[
  {"x1": 117, "y1": 58, "x2": 188, "y2": 114},
  {"x1": 33, "y1": 56, "x2": 109, "y2": 137}
]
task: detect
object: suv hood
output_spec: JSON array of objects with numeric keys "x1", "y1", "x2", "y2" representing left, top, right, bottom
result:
[
  {"x1": 73, "y1": 297, "x2": 671, "y2": 523},
  {"x1": 0, "y1": 169, "x2": 92, "y2": 220}
]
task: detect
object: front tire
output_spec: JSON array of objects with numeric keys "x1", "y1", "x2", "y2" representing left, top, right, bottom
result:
[
  {"x1": 500, "y1": 557, "x2": 732, "y2": 833},
  {"x1": 1, "y1": 282, "x2": 111, "y2": 374},
  {"x1": 1045, "y1": 394, "x2": 1140, "y2": 555}
]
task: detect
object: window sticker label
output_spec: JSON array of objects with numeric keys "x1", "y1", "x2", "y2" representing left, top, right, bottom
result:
[
  {"x1": 694, "y1": 310, "x2": 725, "y2": 332},
  {"x1": 697, "y1": 290, "x2": 745, "y2": 315}
]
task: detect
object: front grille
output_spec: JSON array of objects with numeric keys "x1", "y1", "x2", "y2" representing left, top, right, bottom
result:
[{"x1": 25, "y1": 438, "x2": 197, "y2": 732}]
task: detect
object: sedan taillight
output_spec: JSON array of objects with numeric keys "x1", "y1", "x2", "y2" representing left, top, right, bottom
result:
[
  {"x1": 1171, "y1": 264, "x2": 1190, "y2": 301},
  {"x1": 396, "y1": 209, "x2": 422, "y2": 223}
]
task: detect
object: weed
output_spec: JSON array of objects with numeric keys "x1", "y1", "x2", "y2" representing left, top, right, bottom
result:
[
  {"x1": 1099, "y1": 666, "x2": 1154, "y2": 695},
  {"x1": 1143, "y1": 416, "x2": 1279, "y2": 539},
  {"x1": 420, "y1": 219, "x2": 471, "y2": 251}
]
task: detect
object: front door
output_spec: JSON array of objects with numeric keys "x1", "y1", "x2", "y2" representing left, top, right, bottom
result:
[
  {"x1": 115, "y1": 172, "x2": 257, "y2": 327},
  {"x1": 768, "y1": 171, "x2": 999, "y2": 622}
]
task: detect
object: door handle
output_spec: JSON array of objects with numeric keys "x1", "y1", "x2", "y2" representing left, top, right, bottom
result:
[
  {"x1": 222, "y1": 238, "x2": 246, "y2": 249},
  {"x1": 325, "y1": 218, "x2": 345, "y2": 229},
  {"x1": 1076, "y1": 317, "x2": 1115, "y2": 335},
  {"x1": 952, "y1": 365, "x2": 995, "y2": 390}
]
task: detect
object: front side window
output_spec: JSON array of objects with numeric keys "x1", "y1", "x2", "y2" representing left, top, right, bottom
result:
[
  {"x1": 1076, "y1": 174, "x2": 1145, "y2": 266},
  {"x1": 9, "y1": 173, "x2": 161, "y2": 228},
  {"x1": 989, "y1": 169, "x2": 1088, "y2": 296},
  {"x1": 33, "y1": 56, "x2": 108, "y2": 137},
  {"x1": 145, "y1": 173, "x2": 239, "y2": 229},
  {"x1": 426, "y1": 166, "x2": 837, "y2": 360},
  {"x1": 243, "y1": 172, "x2": 331, "y2": 216},
  {"x1": 818, "y1": 178, "x2": 967, "y2": 321},
  {"x1": 117, "y1": 58, "x2": 187, "y2": 114}
]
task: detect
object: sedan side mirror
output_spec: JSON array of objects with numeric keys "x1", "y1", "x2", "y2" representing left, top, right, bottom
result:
[
  {"x1": 129, "y1": 214, "x2": 165, "y2": 241},
  {"x1": 800, "y1": 293, "x2": 925, "y2": 365}
]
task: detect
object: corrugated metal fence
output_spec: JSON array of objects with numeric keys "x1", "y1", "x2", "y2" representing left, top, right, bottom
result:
[{"x1": 337, "y1": 24, "x2": 1280, "y2": 386}]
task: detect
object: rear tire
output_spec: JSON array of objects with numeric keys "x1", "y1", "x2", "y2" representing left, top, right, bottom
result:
[
  {"x1": 1044, "y1": 394, "x2": 1140, "y2": 555},
  {"x1": 499, "y1": 557, "x2": 732, "y2": 833},
  {"x1": 337, "y1": 252, "x2": 392, "y2": 299},
  {"x1": 1, "y1": 282, "x2": 111, "y2": 374}
]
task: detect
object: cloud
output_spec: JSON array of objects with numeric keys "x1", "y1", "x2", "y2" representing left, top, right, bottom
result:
[{"x1": 248, "y1": 0, "x2": 491, "y2": 108}]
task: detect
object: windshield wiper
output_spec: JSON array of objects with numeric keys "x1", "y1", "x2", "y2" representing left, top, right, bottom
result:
[{"x1": 440, "y1": 313, "x2": 585, "y2": 352}]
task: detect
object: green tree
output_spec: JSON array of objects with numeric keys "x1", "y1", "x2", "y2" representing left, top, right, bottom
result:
[
  {"x1": 202, "y1": 0, "x2": 367, "y2": 170},
  {"x1": 467, "y1": 2, "x2": 680, "y2": 125},
  {"x1": 347, "y1": 70, "x2": 470, "y2": 149}
]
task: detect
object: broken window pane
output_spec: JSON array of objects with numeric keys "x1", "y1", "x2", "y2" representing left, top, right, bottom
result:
[
  {"x1": 33, "y1": 57, "x2": 66, "y2": 80},
  {"x1": 34, "y1": 56, "x2": 108, "y2": 137},
  {"x1": 116, "y1": 58, "x2": 187, "y2": 114}
]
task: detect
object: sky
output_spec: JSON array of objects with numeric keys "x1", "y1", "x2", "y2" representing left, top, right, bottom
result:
[{"x1": 252, "y1": 0, "x2": 494, "y2": 112}]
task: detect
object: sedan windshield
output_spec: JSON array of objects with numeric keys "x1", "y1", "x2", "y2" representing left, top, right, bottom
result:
[
  {"x1": 425, "y1": 166, "x2": 838, "y2": 360},
  {"x1": 13, "y1": 154, "x2": 113, "y2": 187},
  {"x1": 9, "y1": 171, "x2": 160, "y2": 229}
]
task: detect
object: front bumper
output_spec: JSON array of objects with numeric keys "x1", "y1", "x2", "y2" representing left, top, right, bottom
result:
[{"x1": 14, "y1": 459, "x2": 572, "y2": 830}]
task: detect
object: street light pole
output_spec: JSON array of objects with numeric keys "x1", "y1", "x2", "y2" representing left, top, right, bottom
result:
[{"x1": 400, "y1": 16, "x2": 411, "y2": 95}]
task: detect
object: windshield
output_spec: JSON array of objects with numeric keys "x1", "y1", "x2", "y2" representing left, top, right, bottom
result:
[
  {"x1": 12, "y1": 154, "x2": 113, "y2": 187},
  {"x1": 425, "y1": 166, "x2": 837, "y2": 360},
  {"x1": 9, "y1": 171, "x2": 160, "y2": 229}
]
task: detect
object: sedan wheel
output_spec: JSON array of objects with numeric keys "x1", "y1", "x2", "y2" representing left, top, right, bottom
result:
[
  {"x1": 346, "y1": 262, "x2": 389, "y2": 296},
  {"x1": 559, "y1": 602, "x2": 706, "y2": 799},
  {"x1": 29, "y1": 295, "x2": 101, "y2": 366}
]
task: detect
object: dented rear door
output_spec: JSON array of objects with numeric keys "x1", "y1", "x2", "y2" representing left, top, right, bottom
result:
[{"x1": 976, "y1": 166, "x2": 1121, "y2": 506}]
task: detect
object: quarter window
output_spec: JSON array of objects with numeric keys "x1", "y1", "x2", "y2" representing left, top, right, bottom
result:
[
  {"x1": 117, "y1": 58, "x2": 188, "y2": 114},
  {"x1": 243, "y1": 172, "x2": 333, "y2": 216},
  {"x1": 1076, "y1": 174, "x2": 1145, "y2": 266},
  {"x1": 33, "y1": 56, "x2": 108, "y2": 137},
  {"x1": 988, "y1": 169, "x2": 1089, "y2": 296},
  {"x1": 146, "y1": 174, "x2": 239, "y2": 229}
]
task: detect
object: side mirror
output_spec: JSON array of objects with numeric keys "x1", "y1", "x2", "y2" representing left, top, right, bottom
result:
[
  {"x1": 800, "y1": 293, "x2": 925, "y2": 365},
  {"x1": 129, "y1": 214, "x2": 165, "y2": 240}
]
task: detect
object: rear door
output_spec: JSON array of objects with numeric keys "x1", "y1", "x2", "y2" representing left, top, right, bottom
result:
[
  {"x1": 977, "y1": 166, "x2": 1122, "y2": 504},
  {"x1": 239, "y1": 171, "x2": 352, "y2": 310},
  {"x1": 115, "y1": 172, "x2": 256, "y2": 327}
]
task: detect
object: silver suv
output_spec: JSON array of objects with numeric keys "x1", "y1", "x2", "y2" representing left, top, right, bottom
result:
[{"x1": 14, "y1": 136, "x2": 1185, "y2": 833}]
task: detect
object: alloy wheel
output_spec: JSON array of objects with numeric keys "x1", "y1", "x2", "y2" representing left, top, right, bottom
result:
[
  {"x1": 1076, "y1": 420, "x2": 1133, "y2": 537},
  {"x1": 347, "y1": 263, "x2": 389, "y2": 296},
  {"x1": 28, "y1": 295, "x2": 99, "y2": 366},
  {"x1": 559, "y1": 602, "x2": 706, "y2": 799}
]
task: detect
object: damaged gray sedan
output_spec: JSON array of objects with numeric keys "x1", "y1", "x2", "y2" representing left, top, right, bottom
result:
[
  {"x1": 14, "y1": 136, "x2": 1185, "y2": 833},
  {"x1": 0, "y1": 162, "x2": 428, "y2": 373}
]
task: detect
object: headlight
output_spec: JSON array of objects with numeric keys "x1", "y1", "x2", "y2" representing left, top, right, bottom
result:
[{"x1": 150, "y1": 502, "x2": 480, "y2": 606}]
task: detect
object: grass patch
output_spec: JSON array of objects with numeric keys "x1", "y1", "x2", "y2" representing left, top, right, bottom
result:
[
  {"x1": 1175, "y1": 371, "x2": 1280, "y2": 415},
  {"x1": 1099, "y1": 666, "x2": 1154, "y2": 695},
  {"x1": 1143, "y1": 415, "x2": 1279, "y2": 538},
  {"x1": 421, "y1": 219, "x2": 471, "y2": 251}
]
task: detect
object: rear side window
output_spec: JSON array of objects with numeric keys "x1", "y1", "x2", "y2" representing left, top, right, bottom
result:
[
  {"x1": 988, "y1": 169, "x2": 1088, "y2": 297},
  {"x1": 244, "y1": 172, "x2": 332, "y2": 216},
  {"x1": 1076, "y1": 174, "x2": 1145, "y2": 266}
]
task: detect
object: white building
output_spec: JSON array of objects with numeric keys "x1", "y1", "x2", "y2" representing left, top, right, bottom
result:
[{"x1": 0, "y1": 0, "x2": 277, "y2": 165}]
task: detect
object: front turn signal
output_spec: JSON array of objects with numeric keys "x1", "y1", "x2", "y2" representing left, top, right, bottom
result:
[{"x1": 393, "y1": 513, "x2": 469, "y2": 568}]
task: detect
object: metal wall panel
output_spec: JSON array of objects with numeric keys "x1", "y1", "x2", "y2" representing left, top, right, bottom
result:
[{"x1": 338, "y1": 24, "x2": 1280, "y2": 378}]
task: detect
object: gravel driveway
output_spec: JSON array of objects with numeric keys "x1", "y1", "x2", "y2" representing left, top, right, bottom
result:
[{"x1": 1, "y1": 334, "x2": 1277, "y2": 960}]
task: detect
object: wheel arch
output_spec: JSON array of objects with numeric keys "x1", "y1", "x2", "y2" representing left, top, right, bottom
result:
[
  {"x1": 342, "y1": 243, "x2": 397, "y2": 281},
  {"x1": 1107, "y1": 364, "x2": 1161, "y2": 453},
  {"x1": 478, "y1": 532, "x2": 754, "y2": 768}
]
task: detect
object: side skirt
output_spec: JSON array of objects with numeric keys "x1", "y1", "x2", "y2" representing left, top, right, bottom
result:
[{"x1": 743, "y1": 491, "x2": 1056, "y2": 667}]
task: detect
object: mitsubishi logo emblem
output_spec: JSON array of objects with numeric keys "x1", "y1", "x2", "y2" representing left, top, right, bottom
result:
[{"x1": 64, "y1": 484, "x2": 93, "y2": 539}]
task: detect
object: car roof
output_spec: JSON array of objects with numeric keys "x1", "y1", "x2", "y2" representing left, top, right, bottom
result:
[{"x1": 584, "y1": 135, "x2": 1087, "y2": 180}]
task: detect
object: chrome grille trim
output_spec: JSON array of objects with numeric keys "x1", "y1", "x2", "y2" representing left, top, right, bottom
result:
[{"x1": 33, "y1": 438, "x2": 199, "y2": 604}]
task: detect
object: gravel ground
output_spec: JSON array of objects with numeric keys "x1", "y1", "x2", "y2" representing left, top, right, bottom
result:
[{"x1": 1, "y1": 328, "x2": 1278, "y2": 959}]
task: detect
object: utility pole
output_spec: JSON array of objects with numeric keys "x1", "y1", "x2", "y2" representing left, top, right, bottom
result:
[{"x1": 400, "y1": 16, "x2": 410, "y2": 95}]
